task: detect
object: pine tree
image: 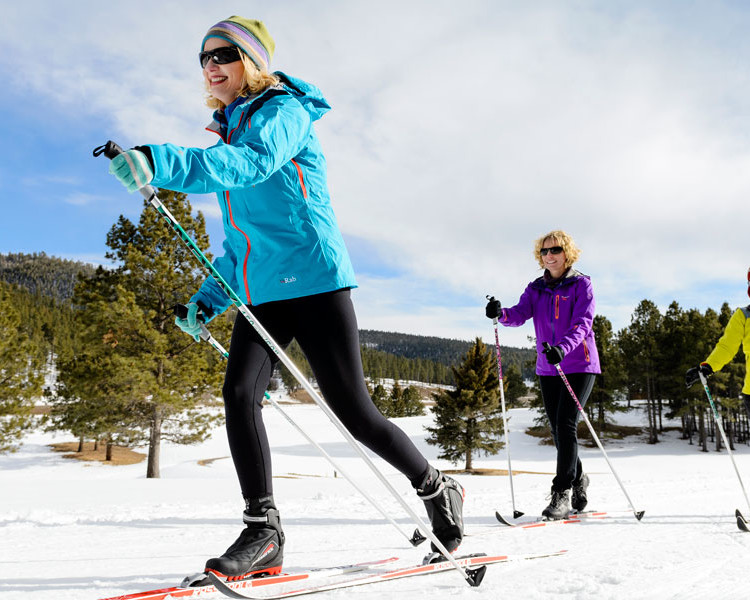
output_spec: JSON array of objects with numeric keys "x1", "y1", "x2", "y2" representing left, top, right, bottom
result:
[
  {"x1": 426, "y1": 338, "x2": 503, "y2": 470},
  {"x1": 0, "y1": 281, "x2": 45, "y2": 452},
  {"x1": 502, "y1": 363, "x2": 528, "y2": 406},
  {"x1": 619, "y1": 300, "x2": 663, "y2": 444},
  {"x1": 589, "y1": 314, "x2": 627, "y2": 430},
  {"x1": 49, "y1": 191, "x2": 226, "y2": 476},
  {"x1": 400, "y1": 385, "x2": 425, "y2": 416}
]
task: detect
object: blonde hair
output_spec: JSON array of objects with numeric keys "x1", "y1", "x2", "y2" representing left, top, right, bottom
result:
[
  {"x1": 204, "y1": 51, "x2": 280, "y2": 110},
  {"x1": 534, "y1": 230, "x2": 581, "y2": 270}
]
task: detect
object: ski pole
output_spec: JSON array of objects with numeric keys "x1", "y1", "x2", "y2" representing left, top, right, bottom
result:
[
  {"x1": 487, "y1": 296, "x2": 523, "y2": 521},
  {"x1": 697, "y1": 371, "x2": 750, "y2": 524},
  {"x1": 543, "y1": 343, "x2": 645, "y2": 521},
  {"x1": 94, "y1": 141, "x2": 483, "y2": 587},
  {"x1": 173, "y1": 305, "x2": 426, "y2": 547}
]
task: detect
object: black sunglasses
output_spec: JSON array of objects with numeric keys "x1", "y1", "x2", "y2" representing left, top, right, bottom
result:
[
  {"x1": 199, "y1": 46, "x2": 241, "y2": 69},
  {"x1": 540, "y1": 246, "x2": 564, "y2": 256}
]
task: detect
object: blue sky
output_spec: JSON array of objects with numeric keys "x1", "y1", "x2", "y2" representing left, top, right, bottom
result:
[{"x1": 1, "y1": 1, "x2": 748, "y2": 348}]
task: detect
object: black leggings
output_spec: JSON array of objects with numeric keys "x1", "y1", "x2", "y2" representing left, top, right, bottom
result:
[
  {"x1": 539, "y1": 373, "x2": 596, "y2": 492},
  {"x1": 222, "y1": 288, "x2": 429, "y2": 499}
]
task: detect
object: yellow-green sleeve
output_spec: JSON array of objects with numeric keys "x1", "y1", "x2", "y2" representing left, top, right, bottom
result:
[{"x1": 705, "y1": 309, "x2": 746, "y2": 372}]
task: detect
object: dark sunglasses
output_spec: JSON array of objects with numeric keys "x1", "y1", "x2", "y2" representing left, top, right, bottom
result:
[
  {"x1": 199, "y1": 46, "x2": 241, "y2": 69},
  {"x1": 540, "y1": 246, "x2": 564, "y2": 256}
]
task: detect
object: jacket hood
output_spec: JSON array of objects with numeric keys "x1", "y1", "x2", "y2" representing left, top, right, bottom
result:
[{"x1": 275, "y1": 71, "x2": 331, "y2": 121}]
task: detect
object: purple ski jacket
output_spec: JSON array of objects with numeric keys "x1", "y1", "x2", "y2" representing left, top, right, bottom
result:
[{"x1": 499, "y1": 269, "x2": 601, "y2": 376}]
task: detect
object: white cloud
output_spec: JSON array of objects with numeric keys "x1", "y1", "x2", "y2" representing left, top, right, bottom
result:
[{"x1": 2, "y1": 1, "x2": 749, "y2": 344}]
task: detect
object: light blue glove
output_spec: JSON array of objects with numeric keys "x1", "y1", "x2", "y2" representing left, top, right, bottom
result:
[
  {"x1": 174, "y1": 302, "x2": 202, "y2": 342},
  {"x1": 109, "y1": 149, "x2": 154, "y2": 193}
]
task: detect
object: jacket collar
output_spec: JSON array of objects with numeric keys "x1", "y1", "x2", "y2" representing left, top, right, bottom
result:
[
  {"x1": 205, "y1": 83, "x2": 287, "y2": 136},
  {"x1": 531, "y1": 268, "x2": 585, "y2": 291}
]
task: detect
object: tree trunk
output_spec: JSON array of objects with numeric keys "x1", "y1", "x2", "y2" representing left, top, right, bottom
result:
[
  {"x1": 106, "y1": 440, "x2": 113, "y2": 461},
  {"x1": 699, "y1": 409, "x2": 707, "y2": 452},
  {"x1": 464, "y1": 419, "x2": 473, "y2": 471},
  {"x1": 77, "y1": 435, "x2": 84, "y2": 453},
  {"x1": 147, "y1": 406, "x2": 162, "y2": 478},
  {"x1": 657, "y1": 397, "x2": 663, "y2": 432}
]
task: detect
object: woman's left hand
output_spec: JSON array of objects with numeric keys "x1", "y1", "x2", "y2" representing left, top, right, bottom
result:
[
  {"x1": 109, "y1": 149, "x2": 154, "y2": 192},
  {"x1": 543, "y1": 345, "x2": 565, "y2": 364}
]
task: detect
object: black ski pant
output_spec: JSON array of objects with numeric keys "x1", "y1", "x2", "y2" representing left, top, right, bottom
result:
[
  {"x1": 539, "y1": 373, "x2": 596, "y2": 492},
  {"x1": 222, "y1": 288, "x2": 429, "y2": 499}
]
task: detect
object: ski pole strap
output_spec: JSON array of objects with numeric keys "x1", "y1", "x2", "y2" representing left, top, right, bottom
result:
[{"x1": 93, "y1": 140, "x2": 126, "y2": 160}]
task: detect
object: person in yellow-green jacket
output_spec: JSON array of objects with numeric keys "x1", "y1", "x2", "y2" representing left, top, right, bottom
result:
[{"x1": 685, "y1": 267, "x2": 750, "y2": 415}]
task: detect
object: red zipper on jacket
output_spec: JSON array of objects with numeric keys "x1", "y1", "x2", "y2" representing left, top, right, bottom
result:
[
  {"x1": 290, "y1": 159, "x2": 308, "y2": 198},
  {"x1": 583, "y1": 339, "x2": 590, "y2": 362},
  {"x1": 223, "y1": 190, "x2": 252, "y2": 304},
  {"x1": 205, "y1": 121, "x2": 254, "y2": 304},
  {"x1": 555, "y1": 294, "x2": 560, "y2": 319}
]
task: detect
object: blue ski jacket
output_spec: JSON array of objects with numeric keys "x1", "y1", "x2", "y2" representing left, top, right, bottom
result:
[{"x1": 146, "y1": 72, "x2": 357, "y2": 316}]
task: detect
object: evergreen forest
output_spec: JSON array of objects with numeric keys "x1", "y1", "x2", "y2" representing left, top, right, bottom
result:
[{"x1": 0, "y1": 197, "x2": 747, "y2": 471}]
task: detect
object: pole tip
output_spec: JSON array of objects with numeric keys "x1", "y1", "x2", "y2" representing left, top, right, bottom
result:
[
  {"x1": 410, "y1": 528, "x2": 427, "y2": 546},
  {"x1": 466, "y1": 565, "x2": 487, "y2": 587},
  {"x1": 635, "y1": 510, "x2": 645, "y2": 521}
]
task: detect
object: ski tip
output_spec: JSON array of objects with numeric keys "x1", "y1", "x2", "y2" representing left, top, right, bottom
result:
[
  {"x1": 410, "y1": 528, "x2": 428, "y2": 546},
  {"x1": 634, "y1": 510, "x2": 645, "y2": 521},
  {"x1": 495, "y1": 511, "x2": 514, "y2": 526},
  {"x1": 735, "y1": 508, "x2": 744, "y2": 519},
  {"x1": 513, "y1": 510, "x2": 525, "y2": 519},
  {"x1": 466, "y1": 565, "x2": 487, "y2": 587}
]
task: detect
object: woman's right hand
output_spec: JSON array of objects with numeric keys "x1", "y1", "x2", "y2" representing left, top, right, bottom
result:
[
  {"x1": 174, "y1": 302, "x2": 203, "y2": 342},
  {"x1": 485, "y1": 296, "x2": 502, "y2": 319}
]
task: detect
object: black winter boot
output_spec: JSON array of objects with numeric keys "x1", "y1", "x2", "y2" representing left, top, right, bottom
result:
[
  {"x1": 541, "y1": 487, "x2": 571, "y2": 520},
  {"x1": 415, "y1": 466, "x2": 465, "y2": 553},
  {"x1": 571, "y1": 473, "x2": 590, "y2": 513},
  {"x1": 205, "y1": 496, "x2": 285, "y2": 581}
]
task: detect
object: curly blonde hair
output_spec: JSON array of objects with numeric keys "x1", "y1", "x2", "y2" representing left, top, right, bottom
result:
[
  {"x1": 204, "y1": 51, "x2": 280, "y2": 110},
  {"x1": 534, "y1": 230, "x2": 581, "y2": 270}
]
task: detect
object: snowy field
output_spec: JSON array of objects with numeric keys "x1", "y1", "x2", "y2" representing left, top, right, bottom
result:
[{"x1": 2, "y1": 394, "x2": 750, "y2": 600}]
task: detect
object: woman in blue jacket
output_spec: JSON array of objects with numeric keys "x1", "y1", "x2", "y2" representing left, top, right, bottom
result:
[
  {"x1": 109, "y1": 16, "x2": 463, "y2": 583},
  {"x1": 485, "y1": 230, "x2": 600, "y2": 520}
]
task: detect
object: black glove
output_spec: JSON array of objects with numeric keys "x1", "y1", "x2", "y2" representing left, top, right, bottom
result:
[
  {"x1": 485, "y1": 296, "x2": 502, "y2": 319},
  {"x1": 543, "y1": 344, "x2": 565, "y2": 365},
  {"x1": 685, "y1": 363, "x2": 713, "y2": 388}
]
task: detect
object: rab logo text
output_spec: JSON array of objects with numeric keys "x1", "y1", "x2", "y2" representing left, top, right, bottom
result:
[{"x1": 280, "y1": 276, "x2": 297, "y2": 284}]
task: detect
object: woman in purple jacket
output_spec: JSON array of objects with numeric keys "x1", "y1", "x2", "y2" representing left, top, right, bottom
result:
[{"x1": 485, "y1": 230, "x2": 600, "y2": 519}]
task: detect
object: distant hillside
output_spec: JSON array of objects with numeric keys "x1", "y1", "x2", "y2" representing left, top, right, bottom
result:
[
  {"x1": 359, "y1": 329, "x2": 536, "y2": 380},
  {"x1": 0, "y1": 252, "x2": 96, "y2": 303},
  {"x1": 2, "y1": 252, "x2": 536, "y2": 381}
]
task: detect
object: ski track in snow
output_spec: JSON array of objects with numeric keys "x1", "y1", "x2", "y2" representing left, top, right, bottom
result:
[{"x1": 2, "y1": 396, "x2": 750, "y2": 599}]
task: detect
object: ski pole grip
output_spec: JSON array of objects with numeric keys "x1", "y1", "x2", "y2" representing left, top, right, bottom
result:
[
  {"x1": 92, "y1": 140, "x2": 126, "y2": 160},
  {"x1": 172, "y1": 303, "x2": 206, "y2": 323},
  {"x1": 542, "y1": 342, "x2": 552, "y2": 351},
  {"x1": 93, "y1": 140, "x2": 158, "y2": 199}
]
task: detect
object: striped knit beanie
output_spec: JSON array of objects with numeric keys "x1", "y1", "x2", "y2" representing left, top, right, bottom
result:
[{"x1": 202, "y1": 16, "x2": 275, "y2": 72}]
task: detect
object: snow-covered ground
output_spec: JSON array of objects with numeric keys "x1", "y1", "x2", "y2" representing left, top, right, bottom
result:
[{"x1": 2, "y1": 393, "x2": 750, "y2": 600}]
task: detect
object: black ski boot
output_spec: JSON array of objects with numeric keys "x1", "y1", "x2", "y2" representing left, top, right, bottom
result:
[
  {"x1": 415, "y1": 466, "x2": 465, "y2": 553},
  {"x1": 542, "y1": 488, "x2": 571, "y2": 520},
  {"x1": 571, "y1": 473, "x2": 590, "y2": 513},
  {"x1": 205, "y1": 496, "x2": 285, "y2": 581}
]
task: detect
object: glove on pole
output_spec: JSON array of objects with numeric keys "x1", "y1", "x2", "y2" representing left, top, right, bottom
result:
[{"x1": 543, "y1": 342, "x2": 645, "y2": 521}]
